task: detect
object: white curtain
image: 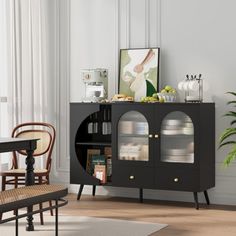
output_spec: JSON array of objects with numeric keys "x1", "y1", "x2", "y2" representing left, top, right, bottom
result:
[
  {"x1": 6, "y1": 0, "x2": 57, "y2": 127},
  {"x1": 2, "y1": 0, "x2": 59, "y2": 169}
]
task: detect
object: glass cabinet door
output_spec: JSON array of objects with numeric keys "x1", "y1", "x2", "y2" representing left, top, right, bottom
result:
[
  {"x1": 118, "y1": 111, "x2": 149, "y2": 161},
  {"x1": 161, "y1": 111, "x2": 194, "y2": 163}
]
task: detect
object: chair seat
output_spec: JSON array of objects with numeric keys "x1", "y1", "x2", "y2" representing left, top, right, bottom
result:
[{"x1": 3, "y1": 168, "x2": 48, "y2": 174}]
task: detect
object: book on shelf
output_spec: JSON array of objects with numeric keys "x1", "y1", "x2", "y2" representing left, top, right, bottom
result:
[
  {"x1": 86, "y1": 149, "x2": 101, "y2": 175},
  {"x1": 106, "y1": 157, "x2": 112, "y2": 181},
  {"x1": 94, "y1": 164, "x2": 107, "y2": 183},
  {"x1": 104, "y1": 146, "x2": 112, "y2": 156},
  {"x1": 104, "y1": 147, "x2": 112, "y2": 180},
  {"x1": 91, "y1": 155, "x2": 106, "y2": 175}
]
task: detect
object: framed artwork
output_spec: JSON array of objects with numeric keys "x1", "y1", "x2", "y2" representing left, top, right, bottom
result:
[{"x1": 119, "y1": 48, "x2": 160, "y2": 101}]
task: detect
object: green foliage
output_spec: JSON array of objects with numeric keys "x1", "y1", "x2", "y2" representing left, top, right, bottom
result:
[{"x1": 219, "y1": 92, "x2": 236, "y2": 166}]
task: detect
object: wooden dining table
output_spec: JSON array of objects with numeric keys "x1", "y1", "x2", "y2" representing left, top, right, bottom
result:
[{"x1": 0, "y1": 137, "x2": 38, "y2": 231}]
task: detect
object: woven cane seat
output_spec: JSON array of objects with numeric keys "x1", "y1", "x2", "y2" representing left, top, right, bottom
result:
[{"x1": 0, "y1": 185, "x2": 67, "y2": 213}]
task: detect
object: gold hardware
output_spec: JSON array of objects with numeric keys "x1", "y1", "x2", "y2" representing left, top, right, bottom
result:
[
  {"x1": 154, "y1": 134, "x2": 159, "y2": 138},
  {"x1": 149, "y1": 134, "x2": 153, "y2": 138},
  {"x1": 129, "y1": 175, "x2": 135, "y2": 180},
  {"x1": 174, "y1": 178, "x2": 179, "y2": 182}
]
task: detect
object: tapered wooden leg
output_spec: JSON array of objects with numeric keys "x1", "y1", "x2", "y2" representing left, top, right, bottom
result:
[
  {"x1": 139, "y1": 188, "x2": 143, "y2": 203},
  {"x1": 77, "y1": 184, "x2": 84, "y2": 200},
  {"x1": 193, "y1": 192, "x2": 199, "y2": 210},
  {"x1": 92, "y1": 185, "x2": 96, "y2": 196},
  {"x1": 204, "y1": 190, "x2": 210, "y2": 205}
]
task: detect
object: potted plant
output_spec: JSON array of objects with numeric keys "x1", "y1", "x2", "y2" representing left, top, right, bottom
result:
[{"x1": 219, "y1": 92, "x2": 236, "y2": 166}]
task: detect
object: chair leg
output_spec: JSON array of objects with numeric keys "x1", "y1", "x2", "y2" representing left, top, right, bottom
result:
[
  {"x1": 47, "y1": 177, "x2": 53, "y2": 216},
  {"x1": 0, "y1": 176, "x2": 6, "y2": 220},
  {"x1": 38, "y1": 176, "x2": 44, "y2": 224},
  {"x1": 14, "y1": 176, "x2": 18, "y2": 188},
  {"x1": 39, "y1": 203, "x2": 44, "y2": 225},
  {"x1": 49, "y1": 200, "x2": 53, "y2": 216},
  {"x1": 13, "y1": 177, "x2": 18, "y2": 216},
  {"x1": 2, "y1": 176, "x2": 6, "y2": 191}
]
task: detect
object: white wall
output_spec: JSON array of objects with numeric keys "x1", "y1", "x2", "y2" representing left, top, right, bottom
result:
[{"x1": 69, "y1": 0, "x2": 236, "y2": 205}]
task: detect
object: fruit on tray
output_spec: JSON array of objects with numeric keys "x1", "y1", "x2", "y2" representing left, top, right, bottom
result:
[
  {"x1": 140, "y1": 93, "x2": 165, "y2": 103},
  {"x1": 161, "y1": 85, "x2": 176, "y2": 94}
]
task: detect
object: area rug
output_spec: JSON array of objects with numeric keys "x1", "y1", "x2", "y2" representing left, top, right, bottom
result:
[{"x1": 0, "y1": 215, "x2": 167, "y2": 236}]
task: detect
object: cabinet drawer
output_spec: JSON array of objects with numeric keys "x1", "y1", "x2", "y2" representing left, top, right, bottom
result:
[
  {"x1": 155, "y1": 167, "x2": 199, "y2": 191},
  {"x1": 113, "y1": 166, "x2": 154, "y2": 188}
]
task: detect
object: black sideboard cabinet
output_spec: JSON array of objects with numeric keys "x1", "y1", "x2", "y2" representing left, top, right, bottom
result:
[{"x1": 70, "y1": 102, "x2": 215, "y2": 209}]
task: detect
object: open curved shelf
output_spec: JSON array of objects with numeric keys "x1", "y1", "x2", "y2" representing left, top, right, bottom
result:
[{"x1": 74, "y1": 106, "x2": 112, "y2": 184}]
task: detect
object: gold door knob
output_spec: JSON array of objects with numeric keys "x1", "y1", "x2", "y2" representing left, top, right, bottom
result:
[
  {"x1": 154, "y1": 134, "x2": 159, "y2": 138},
  {"x1": 129, "y1": 175, "x2": 135, "y2": 180},
  {"x1": 174, "y1": 178, "x2": 179, "y2": 182},
  {"x1": 149, "y1": 134, "x2": 153, "y2": 138}
]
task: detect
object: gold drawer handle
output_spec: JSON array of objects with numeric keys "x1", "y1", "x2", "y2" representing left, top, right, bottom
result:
[
  {"x1": 154, "y1": 134, "x2": 159, "y2": 138},
  {"x1": 129, "y1": 175, "x2": 135, "y2": 180},
  {"x1": 174, "y1": 178, "x2": 179, "y2": 182},
  {"x1": 149, "y1": 134, "x2": 153, "y2": 138}
]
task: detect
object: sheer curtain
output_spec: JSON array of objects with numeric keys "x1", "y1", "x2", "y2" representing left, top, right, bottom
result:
[
  {"x1": 1, "y1": 0, "x2": 59, "y2": 169},
  {"x1": 0, "y1": 0, "x2": 10, "y2": 169},
  {"x1": 6, "y1": 0, "x2": 57, "y2": 126}
]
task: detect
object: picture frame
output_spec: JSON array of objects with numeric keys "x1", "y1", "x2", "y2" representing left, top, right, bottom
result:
[{"x1": 118, "y1": 48, "x2": 160, "y2": 101}]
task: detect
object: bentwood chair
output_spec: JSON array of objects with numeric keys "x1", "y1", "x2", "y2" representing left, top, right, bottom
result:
[{"x1": 0, "y1": 122, "x2": 56, "y2": 225}]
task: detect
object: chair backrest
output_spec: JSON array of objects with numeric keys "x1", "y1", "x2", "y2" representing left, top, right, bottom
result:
[{"x1": 11, "y1": 122, "x2": 56, "y2": 172}]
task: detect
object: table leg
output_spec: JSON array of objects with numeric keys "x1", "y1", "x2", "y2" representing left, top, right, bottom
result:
[
  {"x1": 25, "y1": 149, "x2": 35, "y2": 186},
  {"x1": 55, "y1": 200, "x2": 58, "y2": 236},
  {"x1": 25, "y1": 148, "x2": 35, "y2": 231}
]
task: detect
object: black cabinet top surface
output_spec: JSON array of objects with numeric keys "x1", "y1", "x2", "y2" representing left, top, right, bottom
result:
[{"x1": 70, "y1": 102, "x2": 214, "y2": 105}]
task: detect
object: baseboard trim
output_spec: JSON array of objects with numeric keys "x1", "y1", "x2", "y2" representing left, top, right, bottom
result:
[{"x1": 69, "y1": 184, "x2": 236, "y2": 206}]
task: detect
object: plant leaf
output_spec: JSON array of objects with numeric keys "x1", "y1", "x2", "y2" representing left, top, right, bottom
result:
[
  {"x1": 224, "y1": 111, "x2": 236, "y2": 118},
  {"x1": 219, "y1": 128, "x2": 236, "y2": 144},
  {"x1": 224, "y1": 145, "x2": 236, "y2": 166},
  {"x1": 226, "y1": 92, "x2": 236, "y2": 97},
  {"x1": 230, "y1": 120, "x2": 236, "y2": 126},
  {"x1": 218, "y1": 140, "x2": 236, "y2": 149},
  {"x1": 227, "y1": 101, "x2": 236, "y2": 105}
]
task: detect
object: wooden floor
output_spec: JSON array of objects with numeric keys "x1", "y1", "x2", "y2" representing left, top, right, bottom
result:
[{"x1": 60, "y1": 193, "x2": 236, "y2": 236}]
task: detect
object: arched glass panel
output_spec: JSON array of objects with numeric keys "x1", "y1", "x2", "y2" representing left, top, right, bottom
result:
[
  {"x1": 118, "y1": 111, "x2": 149, "y2": 161},
  {"x1": 161, "y1": 111, "x2": 194, "y2": 163}
]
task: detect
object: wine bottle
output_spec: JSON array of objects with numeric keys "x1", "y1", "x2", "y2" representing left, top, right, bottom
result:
[
  {"x1": 102, "y1": 109, "x2": 108, "y2": 135},
  {"x1": 107, "y1": 109, "x2": 112, "y2": 134},
  {"x1": 88, "y1": 115, "x2": 93, "y2": 134},
  {"x1": 93, "y1": 113, "x2": 98, "y2": 133}
]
